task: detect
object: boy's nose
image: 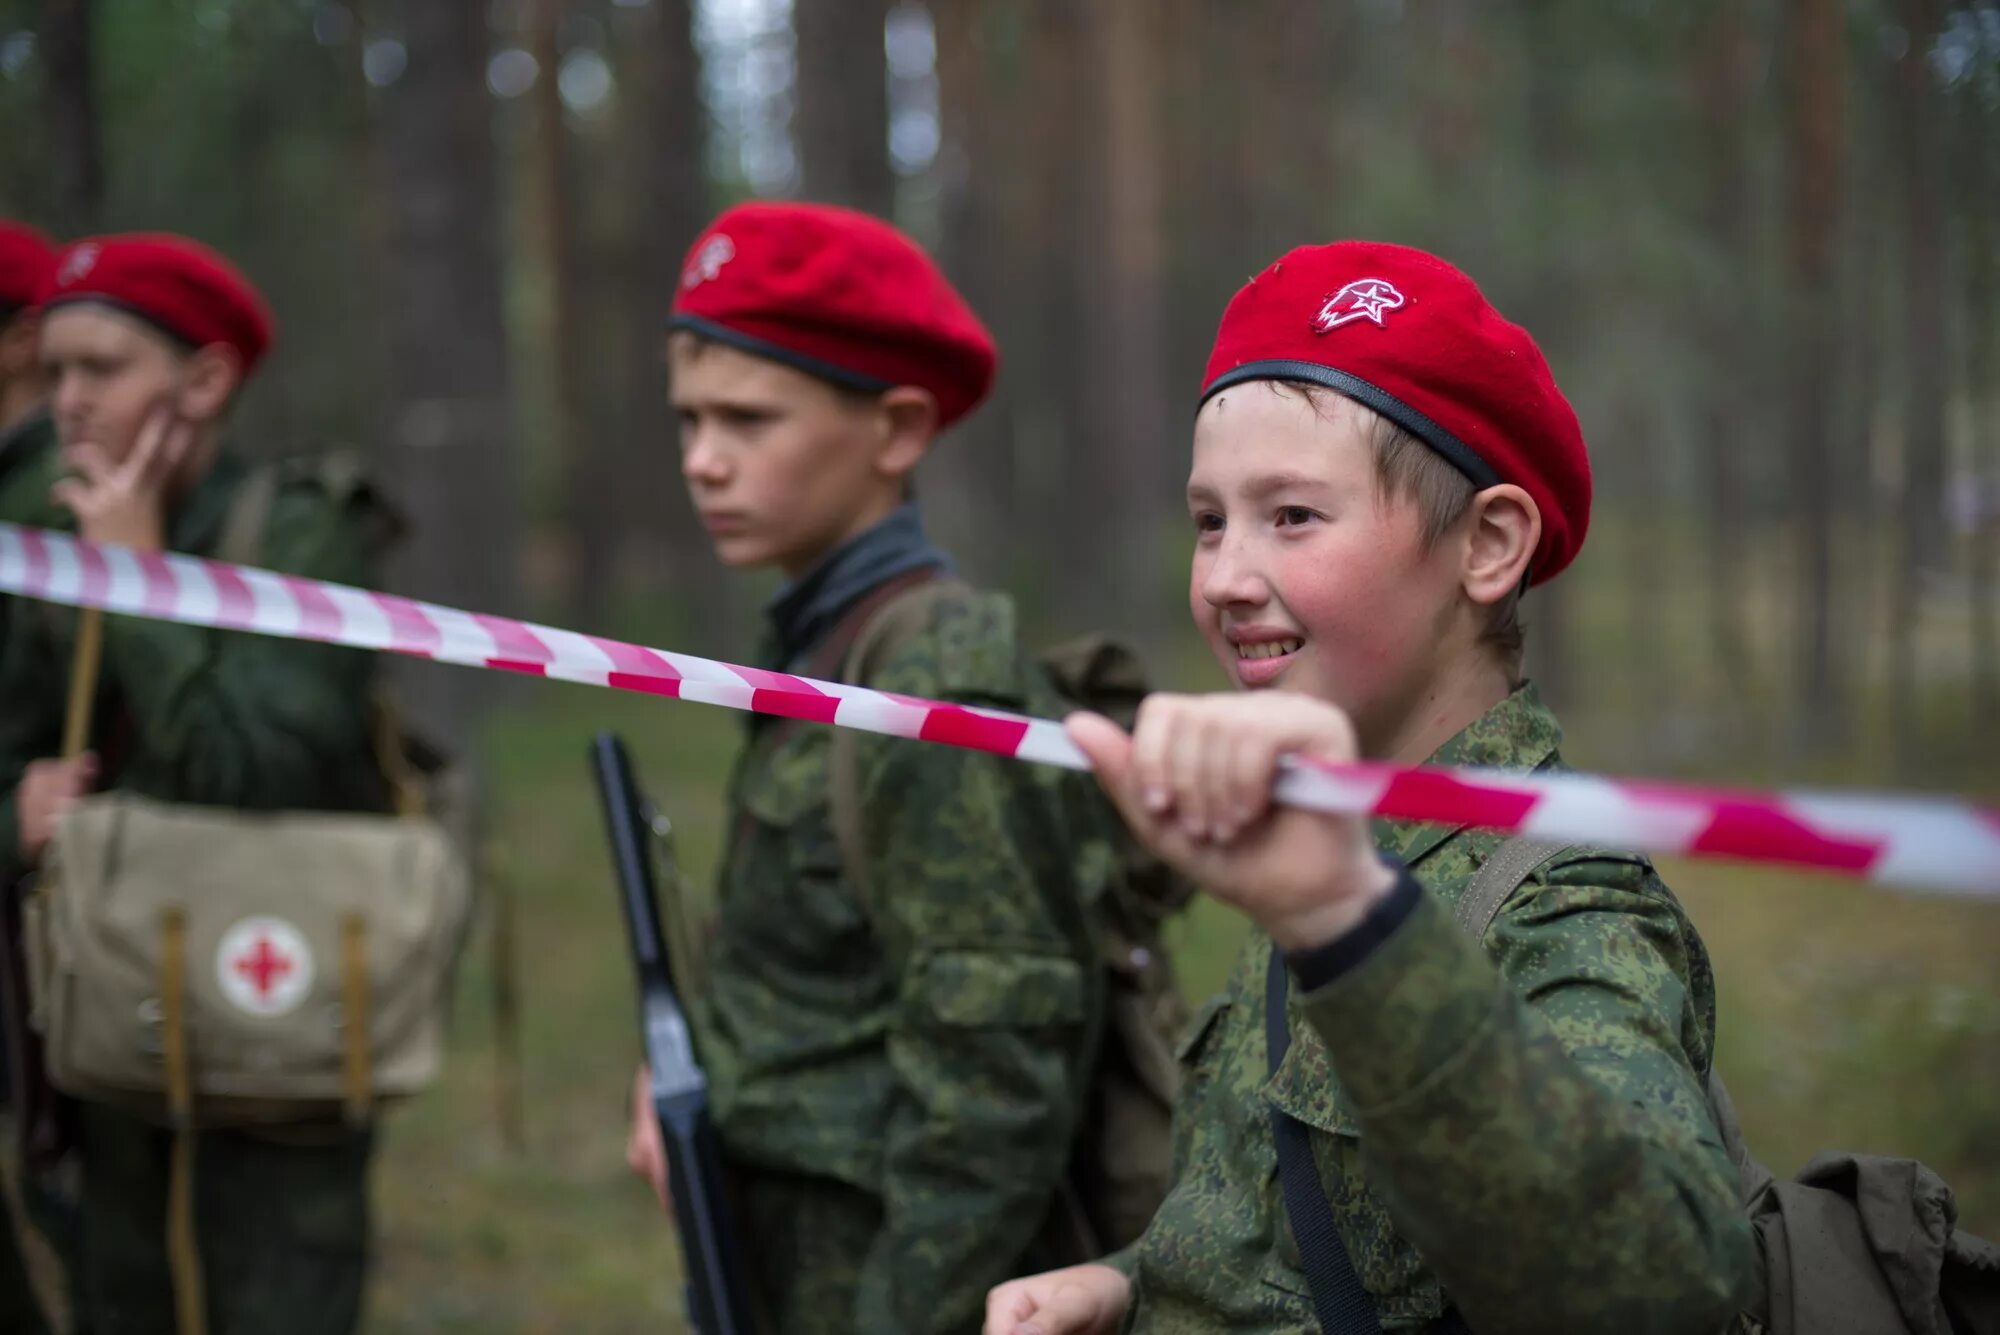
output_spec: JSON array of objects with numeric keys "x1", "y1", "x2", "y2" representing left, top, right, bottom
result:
[
  {"x1": 680, "y1": 434, "x2": 730, "y2": 486},
  {"x1": 1199, "y1": 539, "x2": 1269, "y2": 609}
]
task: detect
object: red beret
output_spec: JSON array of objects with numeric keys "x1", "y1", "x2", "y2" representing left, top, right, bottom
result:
[
  {"x1": 40, "y1": 233, "x2": 274, "y2": 375},
  {"x1": 0, "y1": 221, "x2": 57, "y2": 310},
  {"x1": 1201, "y1": 241, "x2": 1591, "y2": 585},
  {"x1": 670, "y1": 202, "x2": 997, "y2": 431}
]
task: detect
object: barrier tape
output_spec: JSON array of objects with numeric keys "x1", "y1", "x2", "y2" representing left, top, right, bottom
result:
[{"x1": 2, "y1": 523, "x2": 1996, "y2": 896}]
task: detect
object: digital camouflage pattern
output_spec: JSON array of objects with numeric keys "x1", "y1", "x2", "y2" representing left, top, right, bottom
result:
[
  {"x1": 1121, "y1": 685, "x2": 1757, "y2": 1335},
  {"x1": 701, "y1": 584, "x2": 1102, "y2": 1335},
  {"x1": 0, "y1": 446, "x2": 388, "y2": 1334}
]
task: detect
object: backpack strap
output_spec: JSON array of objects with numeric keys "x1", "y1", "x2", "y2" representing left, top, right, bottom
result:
[
  {"x1": 1455, "y1": 838, "x2": 1575, "y2": 940},
  {"x1": 826, "y1": 576, "x2": 970, "y2": 905},
  {"x1": 1262, "y1": 840, "x2": 1574, "y2": 1335},
  {"x1": 214, "y1": 462, "x2": 283, "y2": 568},
  {"x1": 1265, "y1": 949, "x2": 1384, "y2": 1335}
]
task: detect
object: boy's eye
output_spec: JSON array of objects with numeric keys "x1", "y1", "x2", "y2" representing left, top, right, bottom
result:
[
  {"x1": 1275, "y1": 506, "x2": 1318, "y2": 527},
  {"x1": 718, "y1": 406, "x2": 775, "y2": 430},
  {"x1": 1192, "y1": 511, "x2": 1224, "y2": 534}
]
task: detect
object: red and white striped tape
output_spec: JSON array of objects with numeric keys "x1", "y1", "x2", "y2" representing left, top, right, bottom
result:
[{"x1": 3, "y1": 522, "x2": 1997, "y2": 896}]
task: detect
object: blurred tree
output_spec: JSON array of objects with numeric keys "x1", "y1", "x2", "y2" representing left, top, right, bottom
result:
[
  {"x1": 1076, "y1": 0, "x2": 1169, "y2": 624},
  {"x1": 793, "y1": 0, "x2": 893, "y2": 217},
  {"x1": 373, "y1": 0, "x2": 521, "y2": 746},
  {"x1": 529, "y1": 0, "x2": 599, "y2": 613},
  {"x1": 1784, "y1": 0, "x2": 1845, "y2": 743},
  {"x1": 1956, "y1": 33, "x2": 1999, "y2": 744},
  {"x1": 600, "y1": 0, "x2": 719, "y2": 623},
  {"x1": 41, "y1": 0, "x2": 101, "y2": 230},
  {"x1": 1889, "y1": 0, "x2": 1950, "y2": 768},
  {"x1": 1693, "y1": 0, "x2": 1762, "y2": 699}
]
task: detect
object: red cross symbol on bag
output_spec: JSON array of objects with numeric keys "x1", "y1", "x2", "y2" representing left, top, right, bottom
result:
[{"x1": 216, "y1": 917, "x2": 315, "y2": 1017}]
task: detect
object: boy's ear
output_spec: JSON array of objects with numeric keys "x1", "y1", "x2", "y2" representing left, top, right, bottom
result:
[
  {"x1": 176, "y1": 344, "x2": 242, "y2": 424},
  {"x1": 1463, "y1": 483, "x2": 1539, "y2": 606},
  {"x1": 873, "y1": 386, "x2": 938, "y2": 482}
]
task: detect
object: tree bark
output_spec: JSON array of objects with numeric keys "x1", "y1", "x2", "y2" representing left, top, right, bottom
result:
[
  {"x1": 793, "y1": 0, "x2": 895, "y2": 218},
  {"x1": 1784, "y1": 0, "x2": 1845, "y2": 746},
  {"x1": 1694, "y1": 1, "x2": 1760, "y2": 706},
  {"x1": 601, "y1": 0, "x2": 720, "y2": 625},
  {"x1": 40, "y1": 0, "x2": 103, "y2": 231},
  {"x1": 373, "y1": 0, "x2": 521, "y2": 747},
  {"x1": 1080, "y1": 0, "x2": 1170, "y2": 628}
]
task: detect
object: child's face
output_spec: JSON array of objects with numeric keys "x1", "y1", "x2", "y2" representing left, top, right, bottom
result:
[
  {"x1": 41, "y1": 304, "x2": 199, "y2": 468},
  {"x1": 670, "y1": 338, "x2": 898, "y2": 578},
  {"x1": 1186, "y1": 383, "x2": 1470, "y2": 756}
]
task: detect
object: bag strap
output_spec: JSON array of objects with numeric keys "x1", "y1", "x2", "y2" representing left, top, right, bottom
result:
[
  {"x1": 340, "y1": 914, "x2": 373, "y2": 1127},
  {"x1": 1455, "y1": 839, "x2": 1573, "y2": 940},
  {"x1": 160, "y1": 907, "x2": 209, "y2": 1335},
  {"x1": 59, "y1": 462, "x2": 283, "y2": 765},
  {"x1": 822, "y1": 573, "x2": 969, "y2": 905},
  {"x1": 1265, "y1": 948, "x2": 1383, "y2": 1335},
  {"x1": 213, "y1": 462, "x2": 281, "y2": 568},
  {"x1": 1263, "y1": 839, "x2": 1579, "y2": 1334}
]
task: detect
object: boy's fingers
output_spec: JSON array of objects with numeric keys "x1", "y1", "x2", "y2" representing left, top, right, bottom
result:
[
  {"x1": 1028, "y1": 1277, "x2": 1112, "y2": 1333},
  {"x1": 49, "y1": 480, "x2": 87, "y2": 515},
  {"x1": 1169, "y1": 711, "x2": 1217, "y2": 841},
  {"x1": 1065, "y1": 711, "x2": 1134, "y2": 795},
  {"x1": 1128, "y1": 696, "x2": 1176, "y2": 815},
  {"x1": 123, "y1": 405, "x2": 171, "y2": 483}
]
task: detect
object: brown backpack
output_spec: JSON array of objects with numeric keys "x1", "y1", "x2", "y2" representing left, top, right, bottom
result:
[
  {"x1": 1463, "y1": 839, "x2": 2000, "y2": 1335},
  {"x1": 819, "y1": 577, "x2": 1191, "y2": 1257}
]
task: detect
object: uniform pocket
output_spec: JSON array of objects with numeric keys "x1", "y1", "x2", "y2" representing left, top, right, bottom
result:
[
  {"x1": 1259, "y1": 1025, "x2": 1444, "y2": 1320},
  {"x1": 911, "y1": 949, "x2": 1085, "y2": 1028},
  {"x1": 1176, "y1": 991, "x2": 1231, "y2": 1067}
]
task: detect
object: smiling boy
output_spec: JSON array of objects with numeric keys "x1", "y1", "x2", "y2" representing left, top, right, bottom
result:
[{"x1": 987, "y1": 242, "x2": 1754, "y2": 1334}]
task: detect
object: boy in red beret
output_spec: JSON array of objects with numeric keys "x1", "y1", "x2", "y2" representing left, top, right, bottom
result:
[
  {"x1": 0, "y1": 233, "x2": 394, "y2": 1334},
  {"x1": 0, "y1": 220, "x2": 59, "y2": 527},
  {"x1": 623, "y1": 202, "x2": 1109, "y2": 1333},
  {"x1": 986, "y1": 243, "x2": 1755, "y2": 1334}
]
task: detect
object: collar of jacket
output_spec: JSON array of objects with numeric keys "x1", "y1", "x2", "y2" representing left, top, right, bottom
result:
[
  {"x1": 1372, "y1": 680, "x2": 1565, "y2": 869},
  {"x1": 169, "y1": 444, "x2": 249, "y2": 557},
  {"x1": 761, "y1": 500, "x2": 952, "y2": 672}
]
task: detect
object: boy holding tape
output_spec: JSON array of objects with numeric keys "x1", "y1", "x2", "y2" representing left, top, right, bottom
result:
[
  {"x1": 987, "y1": 243, "x2": 1755, "y2": 1333},
  {"x1": 625, "y1": 202, "x2": 1106, "y2": 1333}
]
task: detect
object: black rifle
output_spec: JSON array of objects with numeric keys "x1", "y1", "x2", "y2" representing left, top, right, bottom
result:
[{"x1": 591, "y1": 732, "x2": 755, "y2": 1335}]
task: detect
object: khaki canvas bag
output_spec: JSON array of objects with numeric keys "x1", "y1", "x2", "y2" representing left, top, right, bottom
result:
[{"x1": 24, "y1": 460, "x2": 474, "y2": 1130}]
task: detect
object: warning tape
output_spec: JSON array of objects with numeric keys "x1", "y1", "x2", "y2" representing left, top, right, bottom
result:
[{"x1": 1, "y1": 523, "x2": 1996, "y2": 896}]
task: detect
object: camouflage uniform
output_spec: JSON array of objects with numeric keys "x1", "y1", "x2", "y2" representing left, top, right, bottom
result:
[
  {"x1": 702, "y1": 566, "x2": 1100, "y2": 1334},
  {"x1": 0, "y1": 408, "x2": 73, "y2": 1335},
  {"x1": 0, "y1": 446, "x2": 388, "y2": 1335},
  {"x1": 0, "y1": 410, "x2": 59, "y2": 530},
  {"x1": 1121, "y1": 685, "x2": 1756, "y2": 1335}
]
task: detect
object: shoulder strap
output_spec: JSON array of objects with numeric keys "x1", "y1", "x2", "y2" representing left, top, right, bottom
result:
[
  {"x1": 60, "y1": 462, "x2": 285, "y2": 760},
  {"x1": 215, "y1": 463, "x2": 283, "y2": 567},
  {"x1": 1455, "y1": 838, "x2": 1574, "y2": 941},
  {"x1": 827, "y1": 575, "x2": 970, "y2": 905},
  {"x1": 1266, "y1": 838, "x2": 1571, "y2": 1334},
  {"x1": 1265, "y1": 949, "x2": 1384, "y2": 1335}
]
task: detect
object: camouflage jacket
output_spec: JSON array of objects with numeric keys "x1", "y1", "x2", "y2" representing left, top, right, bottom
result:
[
  {"x1": 702, "y1": 583, "x2": 1101, "y2": 1334},
  {"x1": 1121, "y1": 685, "x2": 1756, "y2": 1335},
  {"x1": 0, "y1": 447, "x2": 389, "y2": 878},
  {"x1": 0, "y1": 409, "x2": 60, "y2": 529}
]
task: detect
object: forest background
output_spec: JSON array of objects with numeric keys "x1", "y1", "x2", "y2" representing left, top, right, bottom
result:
[{"x1": 1, "y1": 0, "x2": 1996, "y2": 1328}]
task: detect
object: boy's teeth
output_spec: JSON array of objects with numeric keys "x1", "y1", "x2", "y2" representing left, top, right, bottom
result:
[{"x1": 1236, "y1": 639, "x2": 1302, "y2": 660}]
